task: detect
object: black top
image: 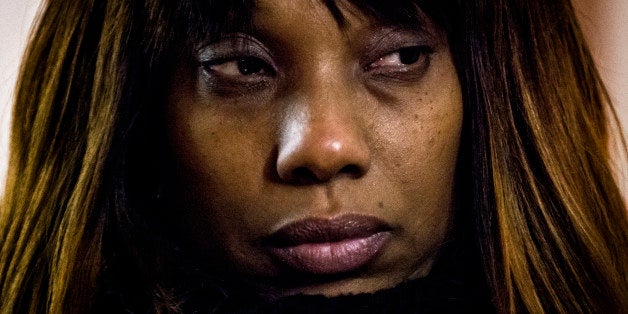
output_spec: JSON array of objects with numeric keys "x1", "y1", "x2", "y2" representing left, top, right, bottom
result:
[
  {"x1": 198, "y1": 274, "x2": 494, "y2": 314},
  {"x1": 96, "y1": 269, "x2": 493, "y2": 313}
]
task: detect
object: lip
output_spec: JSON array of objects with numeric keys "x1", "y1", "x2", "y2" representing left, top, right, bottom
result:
[{"x1": 264, "y1": 214, "x2": 392, "y2": 274}]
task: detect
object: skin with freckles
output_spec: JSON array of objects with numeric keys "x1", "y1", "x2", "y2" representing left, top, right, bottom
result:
[{"x1": 166, "y1": 0, "x2": 463, "y2": 297}]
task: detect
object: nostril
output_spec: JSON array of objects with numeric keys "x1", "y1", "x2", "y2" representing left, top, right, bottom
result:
[
  {"x1": 338, "y1": 164, "x2": 364, "y2": 178},
  {"x1": 290, "y1": 167, "x2": 320, "y2": 185}
]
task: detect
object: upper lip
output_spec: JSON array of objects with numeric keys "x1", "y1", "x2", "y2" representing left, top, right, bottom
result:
[{"x1": 264, "y1": 214, "x2": 392, "y2": 247}]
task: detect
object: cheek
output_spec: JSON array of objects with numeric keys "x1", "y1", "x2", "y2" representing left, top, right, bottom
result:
[
  {"x1": 166, "y1": 96, "x2": 276, "y2": 258},
  {"x1": 376, "y1": 65, "x2": 463, "y2": 196},
  {"x1": 372, "y1": 69, "x2": 462, "y2": 247}
]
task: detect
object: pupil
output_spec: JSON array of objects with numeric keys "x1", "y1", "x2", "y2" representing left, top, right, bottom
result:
[
  {"x1": 399, "y1": 48, "x2": 421, "y2": 64},
  {"x1": 238, "y1": 58, "x2": 264, "y2": 75}
]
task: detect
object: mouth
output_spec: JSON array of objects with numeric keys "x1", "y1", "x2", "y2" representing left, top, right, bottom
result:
[{"x1": 264, "y1": 214, "x2": 392, "y2": 275}]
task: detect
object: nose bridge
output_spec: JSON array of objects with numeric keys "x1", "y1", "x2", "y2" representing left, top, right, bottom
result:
[
  {"x1": 303, "y1": 50, "x2": 359, "y2": 126},
  {"x1": 307, "y1": 66, "x2": 352, "y2": 128},
  {"x1": 276, "y1": 70, "x2": 371, "y2": 183}
]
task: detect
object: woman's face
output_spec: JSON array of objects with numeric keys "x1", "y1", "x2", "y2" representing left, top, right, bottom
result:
[{"x1": 167, "y1": 0, "x2": 462, "y2": 297}]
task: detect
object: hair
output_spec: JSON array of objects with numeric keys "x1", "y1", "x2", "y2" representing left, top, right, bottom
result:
[{"x1": 1, "y1": 0, "x2": 626, "y2": 313}]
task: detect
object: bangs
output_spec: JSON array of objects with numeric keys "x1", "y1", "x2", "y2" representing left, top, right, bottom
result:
[
  {"x1": 176, "y1": 0, "x2": 256, "y2": 43},
  {"x1": 169, "y1": 0, "x2": 454, "y2": 46}
]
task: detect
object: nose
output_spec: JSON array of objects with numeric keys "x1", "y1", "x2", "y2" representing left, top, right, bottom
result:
[{"x1": 276, "y1": 93, "x2": 371, "y2": 184}]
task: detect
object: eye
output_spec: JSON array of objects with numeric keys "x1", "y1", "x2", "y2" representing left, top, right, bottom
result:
[
  {"x1": 201, "y1": 56, "x2": 274, "y2": 78},
  {"x1": 366, "y1": 46, "x2": 432, "y2": 71},
  {"x1": 196, "y1": 34, "x2": 278, "y2": 97}
]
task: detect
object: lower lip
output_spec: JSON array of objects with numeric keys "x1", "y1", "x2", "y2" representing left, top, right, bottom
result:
[{"x1": 268, "y1": 232, "x2": 391, "y2": 274}]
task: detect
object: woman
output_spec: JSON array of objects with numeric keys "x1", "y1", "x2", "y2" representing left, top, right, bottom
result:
[{"x1": 1, "y1": 0, "x2": 626, "y2": 312}]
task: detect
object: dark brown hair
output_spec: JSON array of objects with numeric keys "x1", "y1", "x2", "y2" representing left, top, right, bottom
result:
[{"x1": 1, "y1": 0, "x2": 626, "y2": 313}]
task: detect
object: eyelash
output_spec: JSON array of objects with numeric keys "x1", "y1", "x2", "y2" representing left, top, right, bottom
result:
[
  {"x1": 366, "y1": 46, "x2": 433, "y2": 71},
  {"x1": 362, "y1": 45, "x2": 434, "y2": 82},
  {"x1": 200, "y1": 57, "x2": 275, "y2": 79},
  {"x1": 198, "y1": 45, "x2": 277, "y2": 96}
]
